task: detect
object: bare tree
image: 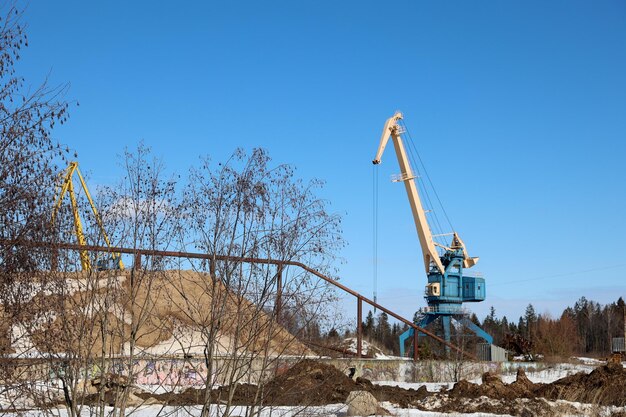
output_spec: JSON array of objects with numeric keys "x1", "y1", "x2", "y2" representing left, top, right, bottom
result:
[
  {"x1": 95, "y1": 144, "x2": 183, "y2": 417},
  {"x1": 0, "y1": 2, "x2": 71, "y2": 253},
  {"x1": 0, "y1": 2, "x2": 73, "y2": 413},
  {"x1": 178, "y1": 148, "x2": 344, "y2": 417}
]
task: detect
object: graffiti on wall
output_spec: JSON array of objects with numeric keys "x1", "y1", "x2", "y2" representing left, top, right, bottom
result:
[{"x1": 134, "y1": 359, "x2": 209, "y2": 387}]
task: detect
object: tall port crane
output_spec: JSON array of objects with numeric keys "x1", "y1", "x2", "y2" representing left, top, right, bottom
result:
[
  {"x1": 373, "y1": 111, "x2": 492, "y2": 356},
  {"x1": 52, "y1": 162, "x2": 123, "y2": 272}
]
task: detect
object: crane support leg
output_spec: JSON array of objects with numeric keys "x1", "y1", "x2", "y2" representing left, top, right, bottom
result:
[
  {"x1": 456, "y1": 316, "x2": 494, "y2": 345},
  {"x1": 399, "y1": 328, "x2": 414, "y2": 358},
  {"x1": 401, "y1": 314, "x2": 494, "y2": 357},
  {"x1": 399, "y1": 314, "x2": 437, "y2": 357},
  {"x1": 442, "y1": 315, "x2": 451, "y2": 355},
  {"x1": 417, "y1": 313, "x2": 438, "y2": 330}
]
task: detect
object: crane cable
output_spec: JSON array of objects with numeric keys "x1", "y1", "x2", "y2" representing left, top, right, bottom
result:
[
  {"x1": 401, "y1": 120, "x2": 455, "y2": 233},
  {"x1": 400, "y1": 119, "x2": 485, "y2": 276},
  {"x1": 372, "y1": 163, "x2": 379, "y2": 312},
  {"x1": 396, "y1": 121, "x2": 445, "y2": 245},
  {"x1": 399, "y1": 120, "x2": 454, "y2": 252}
]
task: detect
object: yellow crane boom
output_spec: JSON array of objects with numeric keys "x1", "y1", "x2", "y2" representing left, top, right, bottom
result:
[
  {"x1": 52, "y1": 162, "x2": 124, "y2": 271},
  {"x1": 373, "y1": 111, "x2": 478, "y2": 275},
  {"x1": 373, "y1": 111, "x2": 446, "y2": 275}
]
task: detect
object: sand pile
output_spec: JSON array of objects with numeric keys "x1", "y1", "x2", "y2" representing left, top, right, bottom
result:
[{"x1": 3, "y1": 270, "x2": 310, "y2": 357}]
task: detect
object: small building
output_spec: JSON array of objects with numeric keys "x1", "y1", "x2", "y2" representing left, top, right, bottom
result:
[{"x1": 477, "y1": 343, "x2": 507, "y2": 362}]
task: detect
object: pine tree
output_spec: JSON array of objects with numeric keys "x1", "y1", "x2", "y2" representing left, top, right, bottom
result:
[
  {"x1": 413, "y1": 310, "x2": 425, "y2": 326},
  {"x1": 327, "y1": 328, "x2": 339, "y2": 340},
  {"x1": 518, "y1": 316, "x2": 526, "y2": 337},
  {"x1": 363, "y1": 311, "x2": 375, "y2": 339},
  {"x1": 524, "y1": 304, "x2": 537, "y2": 340},
  {"x1": 376, "y1": 312, "x2": 391, "y2": 347}
]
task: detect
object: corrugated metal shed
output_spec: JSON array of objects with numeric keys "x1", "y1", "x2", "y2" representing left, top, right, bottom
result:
[{"x1": 477, "y1": 343, "x2": 507, "y2": 362}]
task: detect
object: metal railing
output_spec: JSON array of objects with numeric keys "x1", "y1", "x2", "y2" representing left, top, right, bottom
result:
[
  {"x1": 421, "y1": 305, "x2": 467, "y2": 315},
  {"x1": 1, "y1": 239, "x2": 477, "y2": 361}
]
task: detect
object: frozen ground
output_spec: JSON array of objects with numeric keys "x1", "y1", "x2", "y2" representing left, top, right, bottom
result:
[
  {"x1": 339, "y1": 338, "x2": 393, "y2": 359},
  {"x1": 0, "y1": 404, "x2": 539, "y2": 417},
  {"x1": 4, "y1": 402, "x2": 625, "y2": 417},
  {"x1": 573, "y1": 356, "x2": 610, "y2": 365},
  {"x1": 5, "y1": 404, "x2": 348, "y2": 417},
  {"x1": 4, "y1": 360, "x2": 626, "y2": 417},
  {"x1": 374, "y1": 359, "x2": 599, "y2": 391}
]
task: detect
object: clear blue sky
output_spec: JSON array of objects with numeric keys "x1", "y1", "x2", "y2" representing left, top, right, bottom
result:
[{"x1": 18, "y1": 1, "x2": 626, "y2": 324}]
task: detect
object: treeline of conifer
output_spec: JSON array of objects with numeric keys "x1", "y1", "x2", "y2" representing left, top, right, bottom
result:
[{"x1": 318, "y1": 296, "x2": 625, "y2": 358}]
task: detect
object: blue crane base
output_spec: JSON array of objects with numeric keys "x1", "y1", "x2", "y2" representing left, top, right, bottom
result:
[{"x1": 399, "y1": 313, "x2": 493, "y2": 357}]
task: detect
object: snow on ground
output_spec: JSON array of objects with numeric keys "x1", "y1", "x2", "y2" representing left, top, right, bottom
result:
[
  {"x1": 6, "y1": 403, "x2": 625, "y2": 417},
  {"x1": 340, "y1": 337, "x2": 394, "y2": 359},
  {"x1": 374, "y1": 360, "x2": 599, "y2": 391},
  {"x1": 572, "y1": 356, "x2": 614, "y2": 366},
  {"x1": 499, "y1": 362, "x2": 597, "y2": 384},
  {"x1": 374, "y1": 380, "x2": 455, "y2": 392},
  {"x1": 4, "y1": 404, "x2": 347, "y2": 417},
  {"x1": 5, "y1": 360, "x2": 625, "y2": 417},
  {"x1": 0, "y1": 404, "x2": 518, "y2": 417},
  {"x1": 389, "y1": 410, "x2": 515, "y2": 417}
]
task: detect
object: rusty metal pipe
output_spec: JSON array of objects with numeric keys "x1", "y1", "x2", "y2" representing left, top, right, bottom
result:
[{"x1": 1, "y1": 239, "x2": 477, "y2": 360}]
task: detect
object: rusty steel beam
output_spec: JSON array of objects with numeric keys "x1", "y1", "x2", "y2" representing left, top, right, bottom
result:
[
  {"x1": 357, "y1": 296, "x2": 363, "y2": 358},
  {"x1": 275, "y1": 264, "x2": 283, "y2": 323},
  {"x1": 413, "y1": 327, "x2": 419, "y2": 361},
  {"x1": 1, "y1": 239, "x2": 477, "y2": 360}
]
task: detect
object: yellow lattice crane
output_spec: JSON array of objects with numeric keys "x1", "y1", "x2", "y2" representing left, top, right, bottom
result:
[{"x1": 51, "y1": 162, "x2": 124, "y2": 271}]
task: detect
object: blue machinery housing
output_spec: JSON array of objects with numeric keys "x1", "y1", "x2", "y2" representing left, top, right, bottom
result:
[{"x1": 399, "y1": 246, "x2": 493, "y2": 356}]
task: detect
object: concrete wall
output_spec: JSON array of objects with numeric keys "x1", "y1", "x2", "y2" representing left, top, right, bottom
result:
[
  {"x1": 5, "y1": 355, "x2": 546, "y2": 387},
  {"x1": 132, "y1": 356, "x2": 537, "y2": 386},
  {"x1": 317, "y1": 358, "x2": 506, "y2": 383}
]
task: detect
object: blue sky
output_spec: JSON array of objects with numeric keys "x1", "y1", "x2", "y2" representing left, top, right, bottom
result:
[{"x1": 17, "y1": 1, "x2": 626, "y2": 323}]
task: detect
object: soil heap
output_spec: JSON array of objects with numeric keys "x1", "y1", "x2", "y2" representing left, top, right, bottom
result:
[
  {"x1": 139, "y1": 360, "x2": 430, "y2": 407},
  {"x1": 450, "y1": 362, "x2": 626, "y2": 407},
  {"x1": 536, "y1": 361, "x2": 626, "y2": 406},
  {"x1": 133, "y1": 360, "x2": 626, "y2": 414}
]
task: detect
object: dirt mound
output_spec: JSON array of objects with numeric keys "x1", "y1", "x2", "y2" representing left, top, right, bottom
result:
[
  {"x1": 138, "y1": 360, "x2": 626, "y2": 412},
  {"x1": 451, "y1": 368, "x2": 540, "y2": 401},
  {"x1": 434, "y1": 395, "x2": 579, "y2": 417},
  {"x1": 536, "y1": 362, "x2": 626, "y2": 406},
  {"x1": 355, "y1": 377, "x2": 429, "y2": 408},
  {"x1": 260, "y1": 360, "x2": 428, "y2": 407},
  {"x1": 139, "y1": 384, "x2": 261, "y2": 406},
  {"x1": 138, "y1": 359, "x2": 430, "y2": 407},
  {"x1": 138, "y1": 360, "x2": 357, "y2": 406},
  {"x1": 262, "y1": 359, "x2": 357, "y2": 405},
  {"x1": 509, "y1": 367, "x2": 540, "y2": 397},
  {"x1": 450, "y1": 363, "x2": 626, "y2": 407}
]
